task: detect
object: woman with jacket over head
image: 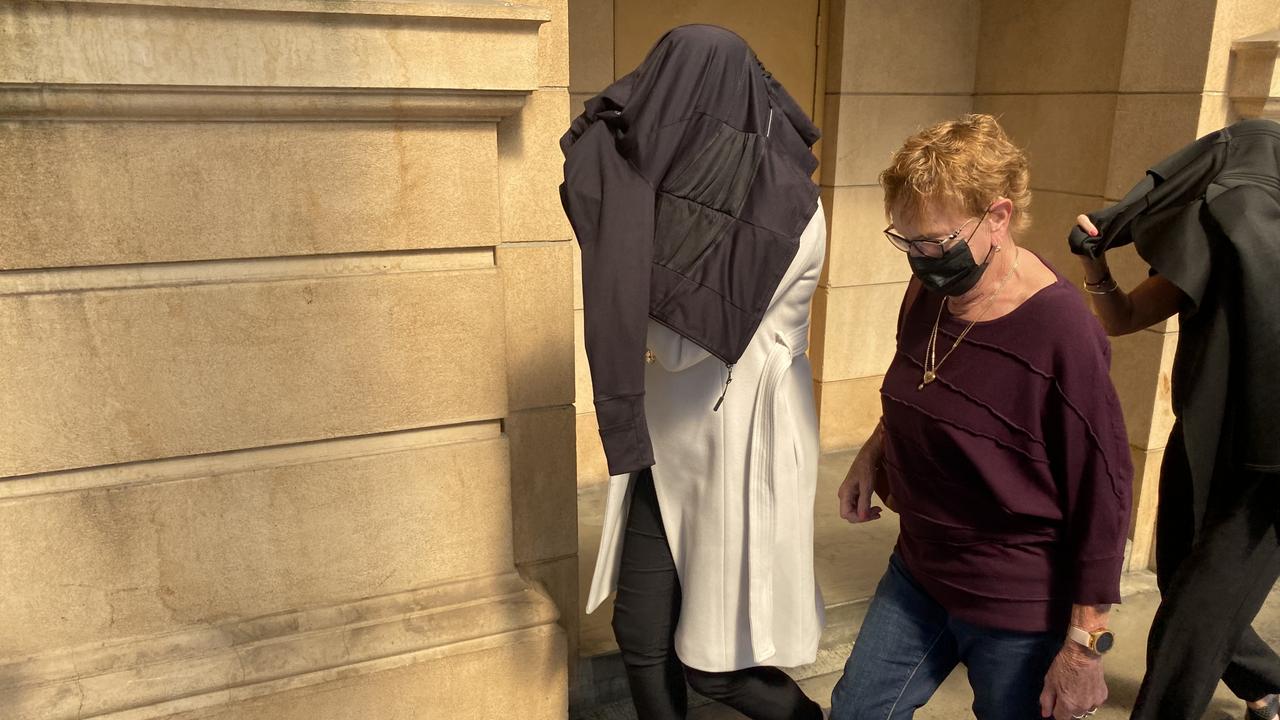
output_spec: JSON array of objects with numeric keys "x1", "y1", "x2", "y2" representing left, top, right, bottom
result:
[
  {"x1": 1070, "y1": 118, "x2": 1280, "y2": 720},
  {"x1": 561, "y1": 25, "x2": 827, "y2": 720}
]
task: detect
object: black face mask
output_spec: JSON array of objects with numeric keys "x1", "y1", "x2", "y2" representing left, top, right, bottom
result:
[{"x1": 908, "y1": 236, "x2": 995, "y2": 296}]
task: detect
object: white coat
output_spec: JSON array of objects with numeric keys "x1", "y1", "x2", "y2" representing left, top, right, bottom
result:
[{"x1": 586, "y1": 200, "x2": 827, "y2": 672}]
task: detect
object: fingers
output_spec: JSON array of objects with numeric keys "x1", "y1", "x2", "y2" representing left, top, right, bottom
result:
[
  {"x1": 838, "y1": 473, "x2": 884, "y2": 523},
  {"x1": 856, "y1": 477, "x2": 885, "y2": 522},
  {"x1": 837, "y1": 475, "x2": 856, "y2": 522},
  {"x1": 1039, "y1": 686, "x2": 1054, "y2": 719},
  {"x1": 856, "y1": 476, "x2": 872, "y2": 519},
  {"x1": 1075, "y1": 214, "x2": 1099, "y2": 237},
  {"x1": 1055, "y1": 700, "x2": 1085, "y2": 720},
  {"x1": 1053, "y1": 699, "x2": 1099, "y2": 720}
]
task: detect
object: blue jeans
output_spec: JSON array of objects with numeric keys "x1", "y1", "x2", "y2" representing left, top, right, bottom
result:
[{"x1": 830, "y1": 554, "x2": 1061, "y2": 720}]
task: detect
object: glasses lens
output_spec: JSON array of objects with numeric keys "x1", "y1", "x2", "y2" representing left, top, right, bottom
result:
[
  {"x1": 918, "y1": 239, "x2": 951, "y2": 258},
  {"x1": 884, "y1": 230, "x2": 911, "y2": 252}
]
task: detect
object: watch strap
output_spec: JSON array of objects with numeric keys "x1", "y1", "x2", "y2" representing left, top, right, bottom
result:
[{"x1": 1068, "y1": 625, "x2": 1093, "y2": 649}]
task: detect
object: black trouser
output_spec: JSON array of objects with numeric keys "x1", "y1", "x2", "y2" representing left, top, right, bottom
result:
[
  {"x1": 1131, "y1": 427, "x2": 1280, "y2": 720},
  {"x1": 611, "y1": 469, "x2": 823, "y2": 720}
]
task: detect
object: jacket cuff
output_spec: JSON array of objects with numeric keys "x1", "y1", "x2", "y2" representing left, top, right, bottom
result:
[
  {"x1": 595, "y1": 395, "x2": 654, "y2": 476},
  {"x1": 1072, "y1": 554, "x2": 1126, "y2": 606}
]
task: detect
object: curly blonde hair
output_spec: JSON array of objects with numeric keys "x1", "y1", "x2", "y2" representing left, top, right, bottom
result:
[{"x1": 879, "y1": 113, "x2": 1032, "y2": 234}]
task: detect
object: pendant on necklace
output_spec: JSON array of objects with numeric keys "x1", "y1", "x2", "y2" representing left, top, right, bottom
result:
[{"x1": 918, "y1": 370, "x2": 937, "y2": 390}]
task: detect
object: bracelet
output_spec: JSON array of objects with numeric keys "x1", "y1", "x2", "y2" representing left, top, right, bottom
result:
[
  {"x1": 1083, "y1": 273, "x2": 1119, "y2": 295},
  {"x1": 1083, "y1": 278, "x2": 1119, "y2": 295}
]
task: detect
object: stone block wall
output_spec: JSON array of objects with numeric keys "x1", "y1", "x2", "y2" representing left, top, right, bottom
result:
[{"x1": 0, "y1": 0, "x2": 575, "y2": 716}]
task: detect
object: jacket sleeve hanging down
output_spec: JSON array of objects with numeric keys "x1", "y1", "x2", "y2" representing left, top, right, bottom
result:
[{"x1": 560, "y1": 121, "x2": 658, "y2": 475}]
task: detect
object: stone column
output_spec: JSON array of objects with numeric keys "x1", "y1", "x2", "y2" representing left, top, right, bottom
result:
[
  {"x1": 812, "y1": 0, "x2": 979, "y2": 452},
  {"x1": 500, "y1": 0, "x2": 580, "y2": 687},
  {"x1": 0, "y1": 0, "x2": 572, "y2": 717}
]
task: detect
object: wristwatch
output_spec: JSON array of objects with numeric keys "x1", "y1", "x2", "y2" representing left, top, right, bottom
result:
[{"x1": 1068, "y1": 625, "x2": 1115, "y2": 655}]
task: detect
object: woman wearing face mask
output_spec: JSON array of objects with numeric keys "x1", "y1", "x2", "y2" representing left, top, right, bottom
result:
[{"x1": 827, "y1": 114, "x2": 1133, "y2": 720}]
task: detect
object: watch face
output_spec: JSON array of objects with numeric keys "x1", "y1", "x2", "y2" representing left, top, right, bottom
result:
[{"x1": 1094, "y1": 631, "x2": 1115, "y2": 654}]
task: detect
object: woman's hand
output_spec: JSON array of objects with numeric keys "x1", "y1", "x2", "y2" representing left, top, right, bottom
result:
[
  {"x1": 1073, "y1": 213, "x2": 1184, "y2": 335},
  {"x1": 1039, "y1": 644, "x2": 1108, "y2": 720},
  {"x1": 1075, "y1": 214, "x2": 1099, "y2": 237},
  {"x1": 1075, "y1": 214, "x2": 1111, "y2": 283},
  {"x1": 838, "y1": 453, "x2": 883, "y2": 523}
]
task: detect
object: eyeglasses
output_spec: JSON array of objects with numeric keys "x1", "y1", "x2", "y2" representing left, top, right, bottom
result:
[{"x1": 884, "y1": 208, "x2": 990, "y2": 258}]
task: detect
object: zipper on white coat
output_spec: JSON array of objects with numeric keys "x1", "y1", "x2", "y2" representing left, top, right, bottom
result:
[{"x1": 713, "y1": 363, "x2": 734, "y2": 412}]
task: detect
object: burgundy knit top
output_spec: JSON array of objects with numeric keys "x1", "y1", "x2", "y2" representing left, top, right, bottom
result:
[{"x1": 881, "y1": 269, "x2": 1133, "y2": 632}]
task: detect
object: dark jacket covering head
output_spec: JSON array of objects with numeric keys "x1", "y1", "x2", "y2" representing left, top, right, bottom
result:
[
  {"x1": 560, "y1": 24, "x2": 821, "y2": 476},
  {"x1": 1069, "y1": 118, "x2": 1280, "y2": 519}
]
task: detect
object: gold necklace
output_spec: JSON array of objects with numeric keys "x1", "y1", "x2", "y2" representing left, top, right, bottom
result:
[{"x1": 918, "y1": 247, "x2": 1021, "y2": 390}]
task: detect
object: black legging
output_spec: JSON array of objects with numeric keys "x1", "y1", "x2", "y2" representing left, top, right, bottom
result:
[
  {"x1": 611, "y1": 469, "x2": 823, "y2": 720},
  {"x1": 1131, "y1": 425, "x2": 1280, "y2": 719}
]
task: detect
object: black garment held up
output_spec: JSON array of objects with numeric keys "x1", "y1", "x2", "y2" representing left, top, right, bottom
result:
[
  {"x1": 1068, "y1": 119, "x2": 1280, "y2": 519},
  {"x1": 1068, "y1": 118, "x2": 1280, "y2": 719},
  {"x1": 559, "y1": 24, "x2": 821, "y2": 476}
]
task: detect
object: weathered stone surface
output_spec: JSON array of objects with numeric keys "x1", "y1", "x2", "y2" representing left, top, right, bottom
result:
[
  {"x1": 1, "y1": 0, "x2": 569, "y2": 718},
  {"x1": 1206, "y1": 0, "x2": 1280, "y2": 94},
  {"x1": 1, "y1": 572, "x2": 563, "y2": 720},
  {"x1": 499, "y1": 242, "x2": 575, "y2": 411},
  {"x1": 499, "y1": 88, "x2": 574, "y2": 244},
  {"x1": 1109, "y1": 327, "x2": 1179, "y2": 452},
  {"x1": 0, "y1": 0, "x2": 546, "y2": 90},
  {"x1": 0, "y1": 122, "x2": 500, "y2": 269},
  {"x1": 1229, "y1": 28, "x2": 1280, "y2": 119},
  {"x1": 828, "y1": 0, "x2": 978, "y2": 95},
  {"x1": 526, "y1": 0, "x2": 571, "y2": 89},
  {"x1": 810, "y1": 282, "x2": 907, "y2": 383},
  {"x1": 1, "y1": 267, "x2": 508, "y2": 476},
  {"x1": 973, "y1": 93, "x2": 1119, "y2": 198},
  {"x1": 815, "y1": 376, "x2": 884, "y2": 453},
  {"x1": 822, "y1": 93, "x2": 975, "y2": 187},
  {"x1": 1128, "y1": 445, "x2": 1166, "y2": 572},
  {"x1": 1103, "y1": 93, "x2": 1212, "y2": 201},
  {"x1": 0, "y1": 426, "x2": 513, "y2": 661},
  {"x1": 519, "y1": 555, "x2": 580, "y2": 685},
  {"x1": 569, "y1": 0, "x2": 615, "y2": 94},
  {"x1": 976, "y1": 0, "x2": 1128, "y2": 93},
  {"x1": 169, "y1": 628, "x2": 566, "y2": 720},
  {"x1": 1117, "y1": 0, "x2": 1218, "y2": 93},
  {"x1": 508, "y1": 406, "x2": 578, "y2": 565},
  {"x1": 820, "y1": 186, "x2": 913, "y2": 289}
]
